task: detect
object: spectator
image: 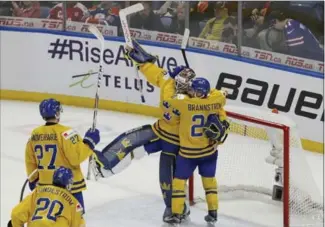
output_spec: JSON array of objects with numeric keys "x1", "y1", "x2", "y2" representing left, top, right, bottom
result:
[
  {"x1": 48, "y1": 1, "x2": 89, "y2": 22},
  {"x1": 271, "y1": 10, "x2": 324, "y2": 61},
  {"x1": 0, "y1": 1, "x2": 12, "y2": 16},
  {"x1": 244, "y1": 4, "x2": 274, "y2": 49},
  {"x1": 86, "y1": 1, "x2": 121, "y2": 27},
  {"x1": 169, "y1": 3, "x2": 186, "y2": 34},
  {"x1": 198, "y1": 1, "x2": 229, "y2": 41},
  {"x1": 12, "y1": 1, "x2": 40, "y2": 18},
  {"x1": 130, "y1": 1, "x2": 165, "y2": 32},
  {"x1": 221, "y1": 16, "x2": 237, "y2": 44},
  {"x1": 154, "y1": 1, "x2": 180, "y2": 17}
]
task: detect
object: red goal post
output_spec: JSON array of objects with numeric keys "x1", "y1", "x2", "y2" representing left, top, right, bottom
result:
[{"x1": 187, "y1": 106, "x2": 322, "y2": 227}]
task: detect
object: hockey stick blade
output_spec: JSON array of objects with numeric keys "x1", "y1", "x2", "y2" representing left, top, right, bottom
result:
[
  {"x1": 119, "y1": 4, "x2": 146, "y2": 103},
  {"x1": 88, "y1": 25, "x2": 105, "y2": 43},
  {"x1": 119, "y1": 12, "x2": 132, "y2": 48},
  {"x1": 120, "y1": 3, "x2": 144, "y2": 17},
  {"x1": 181, "y1": 28, "x2": 190, "y2": 50},
  {"x1": 119, "y1": 3, "x2": 144, "y2": 48}
]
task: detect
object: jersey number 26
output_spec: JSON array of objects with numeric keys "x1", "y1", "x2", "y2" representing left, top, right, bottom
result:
[{"x1": 191, "y1": 114, "x2": 215, "y2": 137}]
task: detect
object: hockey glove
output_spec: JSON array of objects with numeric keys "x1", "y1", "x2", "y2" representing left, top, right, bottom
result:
[
  {"x1": 83, "y1": 128, "x2": 100, "y2": 150},
  {"x1": 169, "y1": 65, "x2": 186, "y2": 79},
  {"x1": 125, "y1": 39, "x2": 157, "y2": 67},
  {"x1": 28, "y1": 178, "x2": 38, "y2": 191},
  {"x1": 204, "y1": 114, "x2": 230, "y2": 143}
]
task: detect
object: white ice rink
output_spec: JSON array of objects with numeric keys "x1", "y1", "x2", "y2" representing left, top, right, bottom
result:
[{"x1": 1, "y1": 100, "x2": 323, "y2": 227}]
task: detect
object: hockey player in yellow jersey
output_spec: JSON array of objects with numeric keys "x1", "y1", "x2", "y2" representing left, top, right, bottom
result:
[
  {"x1": 92, "y1": 40, "x2": 195, "y2": 222},
  {"x1": 9, "y1": 167, "x2": 84, "y2": 227},
  {"x1": 163, "y1": 77, "x2": 230, "y2": 225},
  {"x1": 25, "y1": 98, "x2": 105, "y2": 215}
]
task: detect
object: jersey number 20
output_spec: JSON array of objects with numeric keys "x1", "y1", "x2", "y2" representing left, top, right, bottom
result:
[
  {"x1": 31, "y1": 198, "x2": 64, "y2": 221},
  {"x1": 34, "y1": 144, "x2": 58, "y2": 170}
]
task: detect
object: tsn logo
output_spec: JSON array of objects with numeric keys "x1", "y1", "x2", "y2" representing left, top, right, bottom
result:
[{"x1": 216, "y1": 73, "x2": 324, "y2": 121}]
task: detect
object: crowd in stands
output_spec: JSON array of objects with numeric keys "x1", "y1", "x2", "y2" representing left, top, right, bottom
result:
[{"x1": 0, "y1": 1, "x2": 323, "y2": 61}]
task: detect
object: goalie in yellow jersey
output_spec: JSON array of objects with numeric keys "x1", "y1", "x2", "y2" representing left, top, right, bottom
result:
[
  {"x1": 8, "y1": 167, "x2": 85, "y2": 227},
  {"x1": 91, "y1": 40, "x2": 195, "y2": 222},
  {"x1": 164, "y1": 77, "x2": 230, "y2": 225},
  {"x1": 25, "y1": 98, "x2": 106, "y2": 216}
]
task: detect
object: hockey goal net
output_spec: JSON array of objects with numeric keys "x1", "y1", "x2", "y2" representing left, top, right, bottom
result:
[{"x1": 188, "y1": 106, "x2": 323, "y2": 227}]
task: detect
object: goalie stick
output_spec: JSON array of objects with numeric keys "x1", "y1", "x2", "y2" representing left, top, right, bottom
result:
[
  {"x1": 119, "y1": 3, "x2": 146, "y2": 103},
  {"x1": 181, "y1": 28, "x2": 190, "y2": 67},
  {"x1": 86, "y1": 25, "x2": 105, "y2": 181}
]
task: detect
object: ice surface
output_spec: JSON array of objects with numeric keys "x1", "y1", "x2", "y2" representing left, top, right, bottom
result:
[{"x1": 1, "y1": 100, "x2": 323, "y2": 227}]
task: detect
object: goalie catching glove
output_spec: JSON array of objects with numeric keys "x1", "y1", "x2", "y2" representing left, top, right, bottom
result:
[
  {"x1": 203, "y1": 114, "x2": 230, "y2": 143},
  {"x1": 125, "y1": 39, "x2": 157, "y2": 67}
]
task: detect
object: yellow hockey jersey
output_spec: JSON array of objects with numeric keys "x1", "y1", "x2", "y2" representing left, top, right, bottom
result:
[
  {"x1": 25, "y1": 122, "x2": 93, "y2": 193},
  {"x1": 139, "y1": 63, "x2": 180, "y2": 145},
  {"x1": 167, "y1": 88, "x2": 227, "y2": 158},
  {"x1": 11, "y1": 185, "x2": 84, "y2": 227}
]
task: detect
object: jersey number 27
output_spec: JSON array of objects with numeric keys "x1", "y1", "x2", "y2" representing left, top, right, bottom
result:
[{"x1": 34, "y1": 144, "x2": 58, "y2": 170}]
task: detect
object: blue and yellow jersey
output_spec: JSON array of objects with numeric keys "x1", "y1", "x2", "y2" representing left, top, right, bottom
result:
[
  {"x1": 167, "y1": 88, "x2": 227, "y2": 158},
  {"x1": 139, "y1": 63, "x2": 180, "y2": 145},
  {"x1": 11, "y1": 185, "x2": 84, "y2": 227},
  {"x1": 25, "y1": 123, "x2": 93, "y2": 193}
]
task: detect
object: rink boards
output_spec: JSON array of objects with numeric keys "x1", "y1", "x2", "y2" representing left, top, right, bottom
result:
[{"x1": 0, "y1": 27, "x2": 323, "y2": 153}]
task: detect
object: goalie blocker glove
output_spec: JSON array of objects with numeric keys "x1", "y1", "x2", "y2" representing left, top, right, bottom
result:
[
  {"x1": 125, "y1": 39, "x2": 157, "y2": 67},
  {"x1": 204, "y1": 114, "x2": 230, "y2": 143}
]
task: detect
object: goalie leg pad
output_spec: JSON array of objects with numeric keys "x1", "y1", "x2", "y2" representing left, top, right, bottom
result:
[
  {"x1": 101, "y1": 125, "x2": 156, "y2": 171},
  {"x1": 159, "y1": 152, "x2": 176, "y2": 208},
  {"x1": 171, "y1": 178, "x2": 186, "y2": 215},
  {"x1": 158, "y1": 140, "x2": 179, "y2": 207}
]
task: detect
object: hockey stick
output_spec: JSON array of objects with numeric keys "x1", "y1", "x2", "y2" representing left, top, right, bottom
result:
[
  {"x1": 19, "y1": 169, "x2": 38, "y2": 202},
  {"x1": 86, "y1": 25, "x2": 105, "y2": 180},
  {"x1": 119, "y1": 3, "x2": 146, "y2": 103},
  {"x1": 181, "y1": 28, "x2": 190, "y2": 67}
]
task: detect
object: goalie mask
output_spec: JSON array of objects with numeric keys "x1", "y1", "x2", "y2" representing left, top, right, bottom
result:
[{"x1": 175, "y1": 68, "x2": 196, "y2": 94}]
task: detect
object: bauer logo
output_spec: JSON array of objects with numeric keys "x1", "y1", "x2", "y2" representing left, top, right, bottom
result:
[{"x1": 216, "y1": 72, "x2": 324, "y2": 122}]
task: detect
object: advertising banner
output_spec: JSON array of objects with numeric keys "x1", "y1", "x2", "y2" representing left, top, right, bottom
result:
[{"x1": 0, "y1": 30, "x2": 323, "y2": 145}]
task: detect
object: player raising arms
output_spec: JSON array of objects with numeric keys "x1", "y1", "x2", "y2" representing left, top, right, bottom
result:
[
  {"x1": 164, "y1": 77, "x2": 230, "y2": 225},
  {"x1": 25, "y1": 98, "x2": 105, "y2": 218},
  {"x1": 93, "y1": 40, "x2": 194, "y2": 222},
  {"x1": 9, "y1": 167, "x2": 85, "y2": 227}
]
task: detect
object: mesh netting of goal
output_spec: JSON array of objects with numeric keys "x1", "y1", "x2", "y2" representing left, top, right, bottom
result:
[{"x1": 188, "y1": 106, "x2": 324, "y2": 227}]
